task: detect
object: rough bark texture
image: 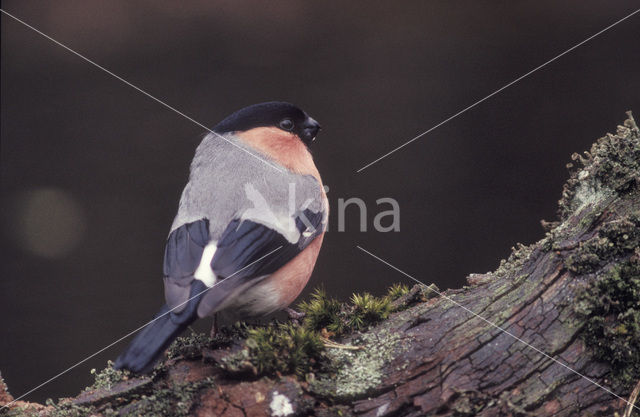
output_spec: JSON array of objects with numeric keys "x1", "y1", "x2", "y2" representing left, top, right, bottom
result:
[{"x1": 2, "y1": 114, "x2": 639, "y2": 417}]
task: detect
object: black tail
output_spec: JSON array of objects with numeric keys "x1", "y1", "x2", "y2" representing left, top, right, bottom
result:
[{"x1": 114, "y1": 281, "x2": 207, "y2": 373}]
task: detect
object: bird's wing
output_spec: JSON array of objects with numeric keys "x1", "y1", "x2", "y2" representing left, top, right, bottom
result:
[
  {"x1": 163, "y1": 218, "x2": 210, "y2": 279},
  {"x1": 162, "y1": 208, "x2": 324, "y2": 314},
  {"x1": 212, "y1": 208, "x2": 324, "y2": 280},
  {"x1": 162, "y1": 218, "x2": 210, "y2": 312}
]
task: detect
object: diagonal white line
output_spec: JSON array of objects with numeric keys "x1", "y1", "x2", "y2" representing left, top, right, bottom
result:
[
  {"x1": 0, "y1": 8, "x2": 284, "y2": 173},
  {"x1": 356, "y1": 8, "x2": 640, "y2": 173},
  {"x1": 356, "y1": 245, "x2": 639, "y2": 412},
  {"x1": 0, "y1": 246, "x2": 283, "y2": 410}
]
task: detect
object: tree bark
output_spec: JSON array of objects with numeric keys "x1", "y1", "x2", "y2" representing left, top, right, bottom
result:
[{"x1": 2, "y1": 114, "x2": 639, "y2": 417}]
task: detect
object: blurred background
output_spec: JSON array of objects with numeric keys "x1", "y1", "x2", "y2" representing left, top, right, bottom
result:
[{"x1": 1, "y1": 0, "x2": 639, "y2": 403}]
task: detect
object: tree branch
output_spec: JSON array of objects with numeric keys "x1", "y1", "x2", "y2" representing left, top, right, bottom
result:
[{"x1": 2, "y1": 113, "x2": 639, "y2": 417}]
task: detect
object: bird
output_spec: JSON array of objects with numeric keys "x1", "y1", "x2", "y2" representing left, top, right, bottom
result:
[{"x1": 114, "y1": 102, "x2": 327, "y2": 373}]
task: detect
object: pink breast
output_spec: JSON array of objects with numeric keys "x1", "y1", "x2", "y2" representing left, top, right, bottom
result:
[{"x1": 268, "y1": 233, "x2": 325, "y2": 308}]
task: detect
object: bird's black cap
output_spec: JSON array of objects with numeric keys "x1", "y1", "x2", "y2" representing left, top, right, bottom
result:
[{"x1": 213, "y1": 101, "x2": 321, "y2": 144}]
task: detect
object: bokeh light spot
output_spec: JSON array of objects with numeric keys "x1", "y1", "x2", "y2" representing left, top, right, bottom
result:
[{"x1": 9, "y1": 188, "x2": 87, "y2": 259}]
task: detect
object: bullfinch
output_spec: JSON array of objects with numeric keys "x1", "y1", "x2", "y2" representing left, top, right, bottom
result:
[{"x1": 114, "y1": 102, "x2": 327, "y2": 373}]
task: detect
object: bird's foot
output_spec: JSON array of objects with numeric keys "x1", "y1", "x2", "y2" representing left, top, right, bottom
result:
[
  {"x1": 320, "y1": 336, "x2": 363, "y2": 350},
  {"x1": 210, "y1": 314, "x2": 219, "y2": 338},
  {"x1": 284, "y1": 307, "x2": 306, "y2": 323}
]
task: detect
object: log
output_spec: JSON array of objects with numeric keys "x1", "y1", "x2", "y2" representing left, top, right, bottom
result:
[{"x1": 2, "y1": 113, "x2": 639, "y2": 417}]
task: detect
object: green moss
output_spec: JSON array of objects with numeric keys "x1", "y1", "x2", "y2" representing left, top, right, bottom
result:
[
  {"x1": 565, "y1": 214, "x2": 640, "y2": 275},
  {"x1": 565, "y1": 251, "x2": 601, "y2": 275},
  {"x1": 43, "y1": 403, "x2": 98, "y2": 417},
  {"x1": 299, "y1": 287, "x2": 399, "y2": 335},
  {"x1": 220, "y1": 285, "x2": 411, "y2": 379},
  {"x1": 119, "y1": 377, "x2": 215, "y2": 417},
  {"x1": 575, "y1": 257, "x2": 640, "y2": 391},
  {"x1": 298, "y1": 288, "x2": 343, "y2": 333},
  {"x1": 348, "y1": 293, "x2": 392, "y2": 331},
  {"x1": 2, "y1": 406, "x2": 41, "y2": 417},
  {"x1": 166, "y1": 332, "x2": 213, "y2": 360},
  {"x1": 248, "y1": 323, "x2": 324, "y2": 377},
  {"x1": 86, "y1": 360, "x2": 129, "y2": 391},
  {"x1": 386, "y1": 283, "x2": 410, "y2": 300},
  {"x1": 221, "y1": 323, "x2": 324, "y2": 378},
  {"x1": 591, "y1": 127, "x2": 640, "y2": 194}
]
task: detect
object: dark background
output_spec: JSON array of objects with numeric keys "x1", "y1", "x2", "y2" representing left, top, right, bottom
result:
[{"x1": 1, "y1": 1, "x2": 639, "y2": 403}]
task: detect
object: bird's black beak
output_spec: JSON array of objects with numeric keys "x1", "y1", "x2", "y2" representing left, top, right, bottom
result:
[{"x1": 302, "y1": 117, "x2": 321, "y2": 143}]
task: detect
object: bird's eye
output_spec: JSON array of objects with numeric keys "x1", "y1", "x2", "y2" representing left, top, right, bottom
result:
[{"x1": 279, "y1": 118, "x2": 294, "y2": 131}]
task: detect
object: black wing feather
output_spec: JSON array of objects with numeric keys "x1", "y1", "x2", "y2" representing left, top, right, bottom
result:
[
  {"x1": 163, "y1": 219, "x2": 209, "y2": 278},
  {"x1": 211, "y1": 208, "x2": 323, "y2": 280}
]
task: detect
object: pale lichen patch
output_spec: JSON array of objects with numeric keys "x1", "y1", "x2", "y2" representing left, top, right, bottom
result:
[
  {"x1": 558, "y1": 111, "x2": 639, "y2": 220},
  {"x1": 269, "y1": 391, "x2": 294, "y2": 417},
  {"x1": 311, "y1": 324, "x2": 406, "y2": 400},
  {"x1": 570, "y1": 182, "x2": 612, "y2": 220}
]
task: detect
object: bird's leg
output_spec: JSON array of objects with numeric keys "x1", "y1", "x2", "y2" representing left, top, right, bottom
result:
[
  {"x1": 284, "y1": 307, "x2": 306, "y2": 323},
  {"x1": 210, "y1": 313, "x2": 218, "y2": 338}
]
